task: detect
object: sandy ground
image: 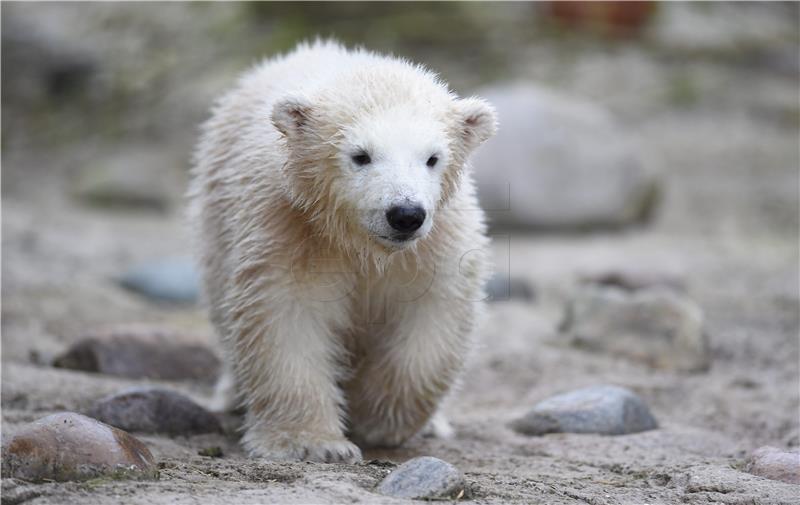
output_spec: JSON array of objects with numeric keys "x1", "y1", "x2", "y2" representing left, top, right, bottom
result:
[{"x1": 2, "y1": 5, "x2": 799, "y2": 504}]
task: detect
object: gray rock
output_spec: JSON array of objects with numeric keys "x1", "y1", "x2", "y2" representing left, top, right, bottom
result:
[
  {"x1": 561, "y1": 285, "x2": 709, "y2": 372},
  {"x1": 87, "y1": 387, "x2": 222, "y2": 436},
  {"x1": 486, "y1": 273, "x2": 535, "y2": 302},
  {"x1": 118, "y1": 257, "x2": 200, "y2": 303},
  {"x1": 377, "y1": 456, "x2": 466, "y2": 500},
  {"x1": 745, "y1": 446, "x2": 800, "y2": 484},
  {"x1": 52, "y1": 327, "x2": 220, "y2": 383},
  {"x1": 1, "y1": 412, "x2": 157, "y2": 482},
  {"x1": 510, "y1": 385, "x2": 658, "y2": 436},
  {"x1": 472, "y1": 84, "x2": 659, "y2": 231}
]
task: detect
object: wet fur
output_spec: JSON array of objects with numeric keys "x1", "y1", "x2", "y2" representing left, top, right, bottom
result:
[{"x1": 188, "y1": 41, "x2": 496, "y2": 462}]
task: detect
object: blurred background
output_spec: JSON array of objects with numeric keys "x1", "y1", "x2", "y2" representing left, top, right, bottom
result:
[{"x1": 2, "y1": 2, "x2": 799, "y2": 503}]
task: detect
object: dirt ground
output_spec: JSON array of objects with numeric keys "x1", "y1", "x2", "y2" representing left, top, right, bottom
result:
[{"x1": 2, "y1": 3, "x2": 799, "y2": 505}]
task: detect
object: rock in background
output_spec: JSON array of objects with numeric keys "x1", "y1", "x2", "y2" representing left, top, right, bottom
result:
[
  {"x1": 485, "y1": 273, "x2": 536, "y2": 303},
  {"x1": 579, "y1": 268, "x2": 687, "y2": 293},
  {"x1": 74, "y1": 147, "x2": 185, "y2": 213},
  {"x1": 560, "y1": 285, "x2": 710, "y2": 372},
  {"x1": 52, "y1": 326, "x2": 220, "y2": 382},
  {"x1": 118, "y1": 257, "x2": 200, "y2": 304},
  {"x1": 87, "y1": 387, "x2": 222, "y2": 435},
  {"x1": 473, "y1": 84, "x2": 660, "y2": 231}
]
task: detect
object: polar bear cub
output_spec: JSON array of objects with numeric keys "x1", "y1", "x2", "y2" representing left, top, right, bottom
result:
[{"x1": 189, "y1": 41, "x2": 496, "y2": 463}]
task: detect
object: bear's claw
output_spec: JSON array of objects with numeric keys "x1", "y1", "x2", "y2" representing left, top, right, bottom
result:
[{"x1": 245, "y1": 430, "x2": 362, "y2": 463}]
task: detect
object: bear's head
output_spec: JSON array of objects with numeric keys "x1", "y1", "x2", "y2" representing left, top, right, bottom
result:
[{"x1": 271, "y1": 65, "x2": 496, "y2": 256}]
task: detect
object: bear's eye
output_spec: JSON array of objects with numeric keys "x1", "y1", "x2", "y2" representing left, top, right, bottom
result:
[
  {"x1": 352, "y1": 152, "x2": 371, "y2": 166},
  {"x1": 426, "y1": 155, "x2": 439, "y2": 168}
]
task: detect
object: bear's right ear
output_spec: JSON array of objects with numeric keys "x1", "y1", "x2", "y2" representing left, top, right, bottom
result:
[{"x1": 271, "y1": 96, "x2": 313, "y2": 138}]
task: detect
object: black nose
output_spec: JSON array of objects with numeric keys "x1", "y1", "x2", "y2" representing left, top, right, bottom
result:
[{"x1": 386, "y1": 205, "x2": 426, "y2": 233}]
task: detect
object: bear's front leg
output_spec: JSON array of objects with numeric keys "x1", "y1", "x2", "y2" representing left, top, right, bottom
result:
[
  {"x1": 228, "y1": 281, "x2": 361, "y2": 463},
  {"x1": 345, "y1": 296, "x2": 476, "y2": 448}
]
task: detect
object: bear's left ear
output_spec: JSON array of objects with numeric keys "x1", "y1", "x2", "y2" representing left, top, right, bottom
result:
[{"x1": 453, "y1": 97, "x2": 498, "y2": 149}]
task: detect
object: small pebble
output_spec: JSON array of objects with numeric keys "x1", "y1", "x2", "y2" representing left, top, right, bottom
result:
[
  {"x1": 118, "y1": 257, "x2": 199, "y2": 303},
  {"x1": 52, "y1": 327, "x2": 219, "y2": 382},
  {"x1": 377, "y1": 456, "x2": 466, "y2": 500},
  {"x1": 1, "y1": 412, "x2": 157, "y2": 482},
  {"x1": 87, "y1": 387, "x2": 222, "y2": 436},
  {"x1": 510, "y1": 385, "x2": 658, "y2": 436},
  {"x1": 745, "y1": 446, "x2": 800, "y2": 484}
]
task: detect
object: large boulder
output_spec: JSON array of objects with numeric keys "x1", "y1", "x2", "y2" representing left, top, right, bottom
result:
[
  {"x1": 472, "y1": 84, "x2": 659, "y2": 231},
  {"x1": 1, "y1": 412, "x2": 157, "y2": 482}
]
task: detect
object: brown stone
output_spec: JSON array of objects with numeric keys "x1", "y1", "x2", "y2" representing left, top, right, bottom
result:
[
  {"x1": 1, "y1": 412, "x2": 157, "y2": 482},
  {"x1": 746, "y1": 446, "x2": 800, "y2": 485}
]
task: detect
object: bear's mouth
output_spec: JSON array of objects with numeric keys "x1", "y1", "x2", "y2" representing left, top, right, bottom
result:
[
  {"x1": 379, "y1": 233, "x2": 416, "y2": 242},
  {"x1": 375, "y1": 233, "x2": 419, "y2": 247}
]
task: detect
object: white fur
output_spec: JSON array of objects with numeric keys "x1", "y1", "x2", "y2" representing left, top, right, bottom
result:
[{"x1": 188, "y1": 41, "x2": 496, "y2": 463}]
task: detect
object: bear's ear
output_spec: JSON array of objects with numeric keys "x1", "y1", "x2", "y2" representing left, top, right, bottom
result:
[
  {"x1": 272, "y1": 96, "x2": 314, "y2": 138},
  {"x1": 454, "y1": 97, "x2": 498, "y2": 149}
]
